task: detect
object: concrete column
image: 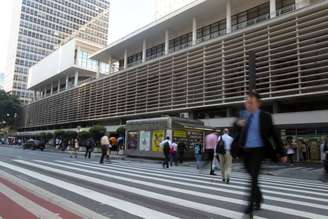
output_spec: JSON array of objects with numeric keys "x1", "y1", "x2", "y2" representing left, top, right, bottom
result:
[
  {"x1": 142, "y1": 39, "x2": 147, "y2": 62},
  {"x1": 96, "y1": 62, "x2": 101, "y2": 79},
  {"x1": 226, "y1": 108, "x2": 231, "y2": 117},
  {"x1": 296, "y1": 0, "x2": 310, "y2": 9},
  {"x1": 226, "y1": 0, "x2": 232, "y2": 34},
  {"x1": 50, "y1": 83, "x2": 53, "y2": 95},
  {"x1": 74, "y1": 70, "x2": 79, "y2": 86},
  {"x1": 123, "y1": 49, "x2": 128, "y2": 69},
  {"x1": 44, "y1": 87, "x2": 47, "y2": 97},
  {"x1": 270, "y1": 0, "x2": 276, "y2": 18},
  {"x1": 33, "y1": 91, "x2": 36, "y2": 101},
  {"x1": 108, "y1": 56, "x2": 112, "y2": 74},
  {"x1": 192, "y1": 17, "x2": 197, "y2": 45},
  {"x1": 65, "y1": 75, "x2": 69, "y2": 90},
  {"x1": 273, "y1": 102, "x2": 279, "y2": 114},
  {"x1": 57, "y1": 80, "x2": 61, "y2": 93},
  {"x1": 165, "y1": 30, "x2": 169, "y2": 55}
]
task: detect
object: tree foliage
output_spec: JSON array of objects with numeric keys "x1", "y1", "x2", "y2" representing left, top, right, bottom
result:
[
  {"x1": 39, "y1": 132, "x2": 54, "y2": 145},
  {"x1": 89, "y1": 125, "x2": 106, "y2": 142},
  {"x1": 54, "y1": 130, "x2": 66, "y2": 139},
  {"x1": 0, "y1": 90, "x2": 21, "y2": 129},
  {"x1": 116, "y1": 126, "x2": 126, "y2": 136},
  {"x1": 79, "y1": 131, "x2": 91, "y2": 143}
]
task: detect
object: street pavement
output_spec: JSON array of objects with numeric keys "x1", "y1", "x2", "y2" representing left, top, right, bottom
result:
[{"x1": 0, "y1": 146, "x2": 327, "y2": 219}]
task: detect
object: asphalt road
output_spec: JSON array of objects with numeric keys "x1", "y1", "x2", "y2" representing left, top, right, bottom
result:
[{"x1": 0, "y1": 146, "x2": 327, "y2": 219}]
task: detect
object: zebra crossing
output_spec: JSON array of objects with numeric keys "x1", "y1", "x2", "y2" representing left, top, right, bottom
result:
[{"x1": 0, "y1": 159, "x2": 327, "y2": 219}]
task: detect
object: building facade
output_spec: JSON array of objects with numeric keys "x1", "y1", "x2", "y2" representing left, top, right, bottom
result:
[
  {"x1": 0, "y1": 72, "x2": 4, "y2": 90},
  {"x1": 4, "y1": 0, "x2": 110, "y2": 104},
  {"x1": 154, "y1": 0, "x2": 196, "y2": 19},
  {"x1": 27, "y1": 38, "x2": 110, "y2": 101},
  {"x1": 20, "y1": 0, "x2": 328, "y2": 160}
]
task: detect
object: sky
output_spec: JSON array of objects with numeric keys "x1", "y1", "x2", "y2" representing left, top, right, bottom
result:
[
  {"x1": 0, "y1": 1, "x2": 15, "y2": 74},
  {"x1": 0, "y1": 0, "x2": 156, "y2": 74}
]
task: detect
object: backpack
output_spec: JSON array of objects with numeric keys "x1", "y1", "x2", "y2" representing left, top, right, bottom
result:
[
  {"x1": 87, "y1": 138, "x2": 95, "y2": 148},
  {"x1": 216, "y1": 137, "x2": 226, "y2": 155},
  {"x1": 163, "y1": 141, "x2": 170, "y2": 154}
]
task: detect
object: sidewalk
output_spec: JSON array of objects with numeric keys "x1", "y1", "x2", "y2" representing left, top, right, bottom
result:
[
  {"x1": 0, "y1": 143, "x2": 323, "y2": 166},
  {"x1": 0, "y1": 144, "x2": 126, "y2": 160}
]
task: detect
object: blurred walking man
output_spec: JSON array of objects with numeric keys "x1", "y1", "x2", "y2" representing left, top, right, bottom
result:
[{"x1": 232, "y1": 91, "x2": 286, "y2": 217}]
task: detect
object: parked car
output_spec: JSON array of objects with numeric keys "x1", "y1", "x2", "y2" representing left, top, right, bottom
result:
[{"x1": 23, "y1": 139, "x2": 45, "y2": 151}]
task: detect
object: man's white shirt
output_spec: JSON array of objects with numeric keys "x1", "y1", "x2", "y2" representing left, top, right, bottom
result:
[{"x1": 219, "y1": 134, "x2": 234, "y2": 151}]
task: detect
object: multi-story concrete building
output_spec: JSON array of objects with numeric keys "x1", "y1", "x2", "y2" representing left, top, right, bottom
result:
[
  {"x1": 20, "y1": 0, "x2": 328, "y2": 160},
  {"x1": 4, "y1": 0, "x2": 110, "y2": 104},
  {"x1": 28, "y1": 38, "x2": 110, "y2": 102},
  {"x1": 154, "y1": 0, "x2": 196, "y2": 19}
]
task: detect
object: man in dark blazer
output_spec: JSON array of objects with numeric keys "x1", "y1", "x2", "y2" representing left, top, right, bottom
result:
[{"x1": 232, "y1": 91, "x2": 287, "y2": 217}]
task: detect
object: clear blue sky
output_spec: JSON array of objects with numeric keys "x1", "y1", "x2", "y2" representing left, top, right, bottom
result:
[{"x1": 0, "y1": 0, "x2": 156, "y2": 73}]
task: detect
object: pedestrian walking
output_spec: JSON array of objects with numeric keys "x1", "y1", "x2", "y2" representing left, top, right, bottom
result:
[
  {"x1": 70, "y1": 138, "x2": 79, "y2": 158},
  {"x1": 177, "y1": 141, "x2": 186, "y2": 164},
  {"x1": 232, "y1": 91, "x2": 287, "y2": 217},
  {"x1": 286, "y1": 137, "x2": 295, "y2": 166},
  {"x1": 321, "y1": 137, "x2": 328, "y2": 173},
  {"x1": 170, "y1": 142, "x2": 178, "y2": 166},
  {"x1": 85, "y1": 137, "x2": 95, "y2": 159},
  {"x1": 205, "y1": 130, "x2": 219, "y2": 175},
  {"x1": 194, "y1": 140, "x2": 202, "y2": 170},
  {"x1": 217, "y1": 128, "x2": 233, "y2": 183},
  {"x1": 299, "y1": 139, "x2": 308, "y2": 162},
  {"x1": 100, "y1": 134, "x2": 110, "y2": 164},
  {"x1": 110, "y1": 136, "x2": 117, "y2": 152},
  {"x1": 160, "y1": 137, "x2": 171, "y2": 168}
]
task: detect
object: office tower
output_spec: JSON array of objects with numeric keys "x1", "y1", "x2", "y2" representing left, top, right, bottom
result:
[{"x1": 4, "y1": 0, "x2": 110, "y2": 104}]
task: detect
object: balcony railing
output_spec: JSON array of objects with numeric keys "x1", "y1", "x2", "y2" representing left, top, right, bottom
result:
[
  {"x1": 232, "y1": 13, "x2": 270, "y2": 32},
  {"x1": 277, "y1": 4, "x2": 296, "y2": 16},
  {"x1": 146, "y1": 51, "x2": 165, "y2": 61},
  {"x1": 117, "y1": 5, "x2": 297, "y2": 71},
  {"x1": 169, "y1": 41, "x2": 192, "y2": 53},
  {"x1": 127, "y1": 59, "x2": 142, "y2": 68}
]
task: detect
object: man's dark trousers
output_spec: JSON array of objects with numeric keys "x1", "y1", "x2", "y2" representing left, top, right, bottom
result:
[
  {"x1": 85, "y1": 147, "x2": 92, "y2": 159},
  {"x1": 100, "y1": 145, "x2": 108, "y2": 164},
  {"x1": 163, "y1": 152, "x2": 170, "y2": 168},
  {"x1": 243, "y1": 147, "x2": 265, "y2": 206},
  {"x1": 207, "y1": 149, "x2": 215, "y2": 174}
]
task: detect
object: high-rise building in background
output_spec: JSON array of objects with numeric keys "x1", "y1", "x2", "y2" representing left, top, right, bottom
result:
[
  {"x1": 0, "y1": 72, "x2": 4, "y2": 90},
  {"x1": 4, "y1": 0, "x2": 110, "y2": 104},
  {"x1": 154, "y1": 0, "x2": 196, "y2": 19}
]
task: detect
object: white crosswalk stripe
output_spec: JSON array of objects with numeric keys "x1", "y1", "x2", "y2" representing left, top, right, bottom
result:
[
  {"x1": 112, "y1": 160, "x2": 328, "y2": 191},
  {"x1": 0, "y1": 159, "x2": 327, "y2": 219}
]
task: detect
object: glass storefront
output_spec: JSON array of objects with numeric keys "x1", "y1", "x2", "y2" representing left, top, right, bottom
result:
[{"x1": 280, "y1": 127, "x2": 328, "y2": 161}]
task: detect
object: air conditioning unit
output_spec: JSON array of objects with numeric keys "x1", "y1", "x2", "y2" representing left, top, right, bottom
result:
[{"x1": 179, "y1": 112, "x2": 189, "y2": 119}]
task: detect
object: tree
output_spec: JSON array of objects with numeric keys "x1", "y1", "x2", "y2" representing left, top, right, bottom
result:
[
  {"x1": 54, "y1": 130, "x2": 65, "y2": 140},
  {"x1": 0, "y1": 90, "x2": 21, "y2": 129},
  {"x1": 40, "y1": 132, "x2": 54, "y2": 145},
  {"x1": 79, "y1": 130, "x2": 91, "y2": 147},
  {"x1": 116, "y1": 126, "x2": 126, "y2": 136},
  {"x1": 79, "y1": 131, "x2": 91, "y2": 141},
  {"x1": 65, "y1": 131, "x2": 77, "y2": 141},
  {"x1": 89, "y1": 125, "x2": 106, "y2": 146}
]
